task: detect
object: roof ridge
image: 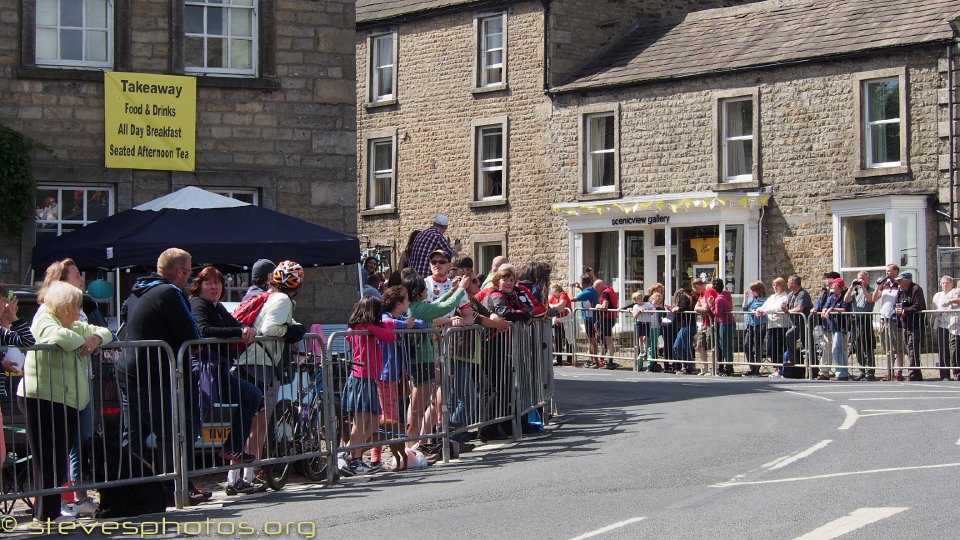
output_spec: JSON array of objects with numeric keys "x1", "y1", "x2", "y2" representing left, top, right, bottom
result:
[{"x1": 684, "y1": 0, "x2": 819, "y2": 23}]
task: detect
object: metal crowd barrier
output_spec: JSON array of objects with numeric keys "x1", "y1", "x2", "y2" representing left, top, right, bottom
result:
[
  {"x1": 0, "y1": 340, "x2": 179, "y2": 513},
  {"x1": 570, "y1": 307, "x2": 639, "y2": 369}
]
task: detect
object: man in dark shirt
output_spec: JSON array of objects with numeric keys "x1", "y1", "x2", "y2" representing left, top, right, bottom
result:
[
  {"x1": 895, "y1": 272, "x2": 926, "y2": 381},
  {"x1": 117, "y1": 248, "x2": 202, "y2": 497},
  {"x1": 782, "y1": 274, "x2": 813, "y2": 374}
]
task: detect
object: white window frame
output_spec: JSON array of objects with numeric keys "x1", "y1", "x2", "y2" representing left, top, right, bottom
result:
[
  {"x1": 584, "y1": 112, "x2": 617, "y2": 193},
  {"x1": 35, "y1": 0, "x2": 114, "y2": 69},
  {"x1": 830, "y1": 195, "x2": 927, "y2": 292},
  {"x1": 367, "y1": 137, "x2": 395, "y2": 210},
  {"x1": 475, "y1": 13, "x2": 506, "y2": 89},
  {"x1": 475, "y1": 241, "x2": 504, "y2": 276},
  {"x1": 853, "y1": 68, "x2": 909, "y2": 175},
  {"x1": 367, "y1": 31, "x2": 397, "y2": 104},
  {"x1": 472, "y1": 118, "x2": 507, "y2": 202},
  {"x1": 211, "y1": 188, "x2": 259, "y2": 205},
  {"x1": 35, "y1": 184, "x2": 115, "y2": 240},
  {"x1": 184, "y1": 0, "x2": 258, "y2": 77},
  {"x1": 863, "y1": 77, "x2": 902, "y2": 168},
  {"x1": 720, "y1": 97, "x2": 754, "y2": 183}
]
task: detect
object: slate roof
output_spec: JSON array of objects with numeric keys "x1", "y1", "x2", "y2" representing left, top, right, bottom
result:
[
  {"x1": 555, "y1": 0, "x2": 959, "y2": 92},
  {"x1": 357, "y1": 0, "x2": 495, "y2": 24}
]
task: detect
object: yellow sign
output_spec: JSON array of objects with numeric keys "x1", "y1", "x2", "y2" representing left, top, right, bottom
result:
[{"x1": 104, "y1": 72, "x2": 196, "y2": 171}]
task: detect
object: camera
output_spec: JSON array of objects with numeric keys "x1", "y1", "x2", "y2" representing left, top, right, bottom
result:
[{"x1": 852, "y1": 279, "x2": 862, "y2": 286}]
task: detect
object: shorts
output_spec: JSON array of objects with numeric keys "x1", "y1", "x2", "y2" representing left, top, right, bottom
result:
[
  {"x1": 694, "y1": 327, "x2": 714, "y2": 350},
  {"x1": 597, "y1": 317, "x2": 615, "y2": 337},
  {"x1": 583, "y1": 319, "x2": 597, "y2": 338},
  {"x1": 235, "y1": 364, "x2": 278, "y2": 413},
  {"x1": 410, "y1": 361, "x2": 438, "y2": 386},
  {"x1": 635, "y1": 321, "x2": 651, "y2": 338},
  {"x1": 342, "y1": 376, "x2": 381, "y2": 416},
  {"x1": 880, "y1": 318, "x2": 905, "y2": 356}
]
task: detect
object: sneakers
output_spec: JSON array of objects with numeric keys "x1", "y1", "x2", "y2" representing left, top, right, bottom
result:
[
  {"x1": 337, "y1": 453, "x2": 355, "y2": 477},
  {"x1": 769, "y1": 371, "x2": 782, "y2": 379},
  {"x1": 188, "y1": 487, "x2": 213, "y2": 505},
  {"x1": 69, "y1": 498, "x2": 99, "y2": 517},
  {"x1": 605, "y1": 361, "x2": 617, "y2": 370},
  {"x1": 224, "y1": 479, "x2": 257, "y2": 496},
  {"x1": 218, "y1": 449, "x2": 256, "y2": 463},
  {"x1": 351, "y1": 459, "x2": 381, "y2": 475}
]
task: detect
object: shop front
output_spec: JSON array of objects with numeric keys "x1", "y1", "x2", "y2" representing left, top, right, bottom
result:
[{"x1": 553, "y1": 191, "x2": 771, "y2": 302}]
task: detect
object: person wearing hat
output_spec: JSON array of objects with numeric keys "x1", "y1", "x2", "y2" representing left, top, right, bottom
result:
[
  {"x1": 869, "y1": 263, "x2": 905, "y2": 380},
  {"x1": 817, "y1": 278, "x2": 852, "y2": 380},
  {"x1": 810, "y1": 271, "x2": 842, "y2": 360},
  {"x1": 895, "y1": 271, "x2": 926, "y2": 381},
  {"x1": 242, "y1": 259, "x2": 276, "y2": 302},
  {"x1": 409, "y1": 214, "x2": 462, "y2": 278}
]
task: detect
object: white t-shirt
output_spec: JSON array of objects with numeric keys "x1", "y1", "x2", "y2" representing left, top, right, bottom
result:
[
  {"x1": 877, "y1": 287, "x2": 899, "y2": 319},
  {"x1": 425, "y1": 276, "x2": 468, "y2": 318}
]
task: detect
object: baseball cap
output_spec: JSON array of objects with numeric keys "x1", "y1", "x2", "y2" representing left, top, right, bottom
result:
[
  {"x1": 251, "y1": 259, "x2": 276, "y2": 280},
  {"x1": 829, "y1": 278, "x2": 846, "y2": 288},
  {"x1": 434, "y1": 214, "x2": 449, "y2": 226},
  {"x1": 896, "y1": 272, "x2": 913, "y2": 281},
  {"x1": 428, "y1": 249, "x2": 449, "y2": 261}
]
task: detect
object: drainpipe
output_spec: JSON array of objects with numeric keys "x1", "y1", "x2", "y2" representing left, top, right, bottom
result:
[
  {"x1": 541, "y1": 0, "x2": 551, "y2": 93},
  {"x1": 949, "y1": 30, "x2": 958, "y2": 247}
]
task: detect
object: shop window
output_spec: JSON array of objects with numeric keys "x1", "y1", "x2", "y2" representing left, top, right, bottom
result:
[
  {"x1": 367, "y1": 31, "x2": 397, "y2": 104},
  {"x1": 578, "y1": 231, "x2": 620, "y2": 290},
  {"x1": 831, "y1": 195, "x2": 926, "y2": 289},
  {"x1": 35, "y1": 185, "x2": 114, "y2": 244},
  {"x1": 184, "y1": 0, "x2": 258, "y2": 77},
  {"x1": 475, "y1": 13, "x2": 505, "y2": 89},
  {"x1": 34, "y1": 0, "x2": 113, "y2": 69}
]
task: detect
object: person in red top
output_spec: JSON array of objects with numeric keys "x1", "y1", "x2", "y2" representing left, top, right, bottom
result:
[
  {"x1": 710, "y1": 279, "x2": 735, "y2": 376},
  {"x1": 549, "y1": 283, "x2": 573, "y2": 364},
  {"x1": 595, "y1": 279, "x2": 619, "y2": 369},
  {"x1": 693, "y1": 279, "x2": 718, "y2": 375},
  {"x1": 342, "y1": 297, "x2": 397, "y2": 475}
]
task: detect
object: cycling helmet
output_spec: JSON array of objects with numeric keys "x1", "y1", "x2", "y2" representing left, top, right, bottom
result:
[{"x1": 271, "y1": 260, "x2": 304, "y2": 289}]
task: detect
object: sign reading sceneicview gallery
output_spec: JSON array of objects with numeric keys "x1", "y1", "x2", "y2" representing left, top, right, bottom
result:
[{"x1": 104, "y1": 72, "x2": 196, "y2": 171}]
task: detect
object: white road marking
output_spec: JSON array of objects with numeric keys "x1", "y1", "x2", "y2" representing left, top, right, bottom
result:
[
  {"x1": 765, "y1": 440, "x2": 833, "y2": 470},
  {"x1": 783, "y1": 390, "x2": 834, "y2": 402},
  {"x1": 848, "y1": 397, "x2": 960, "y2": 401},
  {"x1": 956, "y1": 435, "x2": 960, "y2": 446},
  {"x1": 712, "y1": 462, "x2": 960, "y2": 487},
  {"x1": 839, "y1": 405, "x2": 859, "y2": 430},
  {"x1": 794, "y1": 507, "x2": 908, "y2": 540},
  {"x1": 815, "y1": 390, "x2": 960, "y2": 394},
  {"x1": 568, "y1": 517, "x2": 647, "y2": 540}
]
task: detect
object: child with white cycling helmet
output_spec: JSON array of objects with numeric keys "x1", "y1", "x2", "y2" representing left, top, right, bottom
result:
[{"x1": 227, "y1": 261, "x2": 306, "y2": 495}]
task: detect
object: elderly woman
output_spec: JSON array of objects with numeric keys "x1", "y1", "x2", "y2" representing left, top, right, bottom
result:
[
  {"x1": 742, "y1": 281, "x2": 768, "y2": 376},
  {"x1": 39, "y1": 258, "x2": 110, "y2": 517},
  {"x1": 932, "y1": 275, "x2": 960, "y2": 381},
  {"x1": 18, "y1": 281, "x2": 112, "y2": 522},
  {"x1": 756, "y1": 277, "x2": 790, "y2": 377},
  {"x1": 188, "y1": 266, "x2": 263, "y2": 495}
]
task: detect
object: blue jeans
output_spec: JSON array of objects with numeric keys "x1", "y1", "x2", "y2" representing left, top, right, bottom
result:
[
  {"x1": 831, "y1": 331, "x2": 849, "y2": 378},
  {"x1": 450, "y1": 360, "x2": 478, "y2": 426},
  {"x1": 219, "y1": 372, "x2": 263, "y2": 454},
  {"x1": 69, "y1": 401, "x2": 92, "y2": 483},
  {"x1": 673, "y1": 326, "x2": 692, "y2": 370},
  {"x1": 718, "y1": 323, "x2": 735, "y2": 374}
]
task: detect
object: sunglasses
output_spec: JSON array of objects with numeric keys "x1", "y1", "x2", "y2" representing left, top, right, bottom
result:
[{"x1": 430, "y1": 259, "x2": 449, "y2": 265}]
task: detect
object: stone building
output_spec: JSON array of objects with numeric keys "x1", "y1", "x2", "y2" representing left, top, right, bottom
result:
[
  {"x1": 356, "y1": 0, "x2": 959, "y2": 301},
  {"x1": 0, "y1": 0, "x2": 358, "y2": 323}
]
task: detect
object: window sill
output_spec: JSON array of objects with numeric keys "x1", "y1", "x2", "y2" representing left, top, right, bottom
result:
[
  {"x1": 713, "y1": 180, "x2": 760, "y2": 192},
  {"x1": 193, "y1": 76, "x2": 280, "y2": 91},
  {"x1": 364, "y1": 98, "x2": 398, "y2": 109},
  {"x1": 471, "y1": 84, "x2": 508, "y2": 96},
  {"x1": 17, "y1": 66, "x2": 106, "y2": 81},
  {"x1": 854, "y1": 166, "x2": 911, "y2": 180},
  {"x1": 469, "y1": 199, "x2": 508, "y2": 209},
  {"x1": 360, "y1": 207, "x2": 397, "y2": 217},
  {"x1": 577, "y1": 190, "x2": 621, "y2": 202}
]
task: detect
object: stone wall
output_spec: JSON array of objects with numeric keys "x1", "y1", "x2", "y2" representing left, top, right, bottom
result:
[
  {"x1": 0, "y1": 0, "x2": 358, "y2": 323},
  {"x1": 356, "y1": 2, "x2": 569, "y2": 277},
  {"x1": 550, "y1": 46, "x2": 947, "y2": 288}
]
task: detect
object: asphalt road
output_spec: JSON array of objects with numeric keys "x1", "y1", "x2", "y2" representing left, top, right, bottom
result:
[{"x1": 24, "y1": 368, "x2": 960, "y2": 539}]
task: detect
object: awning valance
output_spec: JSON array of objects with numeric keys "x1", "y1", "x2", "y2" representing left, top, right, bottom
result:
[{"x1": 551, "y1": 189, "x2": 772, "y2": 218}]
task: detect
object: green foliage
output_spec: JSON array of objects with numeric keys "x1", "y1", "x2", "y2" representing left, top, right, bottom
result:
[{"x1": 0, "y1": 125, "x2": 36, "y2": 237}]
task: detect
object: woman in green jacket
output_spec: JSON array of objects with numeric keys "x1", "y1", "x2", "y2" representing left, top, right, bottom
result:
[
  {"x1": 402, "y1": 272, "x2": 469, "y2": 449},
  {"x1": 18, "y1": 281, "x2": 113, "y2": 522}
]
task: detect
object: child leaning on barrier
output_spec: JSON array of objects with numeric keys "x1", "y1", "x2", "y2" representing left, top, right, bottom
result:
[
  {"x1": 340, "y1": 296, "x2": 397, "y2": 476},
  {"x1": 368, "y1": 286, "x2": 423, "y2": 467}
]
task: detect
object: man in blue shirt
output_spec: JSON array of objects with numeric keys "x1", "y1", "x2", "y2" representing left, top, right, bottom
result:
[{"x1": 569, "y1": 274, "x2": 600, "y2": 367}]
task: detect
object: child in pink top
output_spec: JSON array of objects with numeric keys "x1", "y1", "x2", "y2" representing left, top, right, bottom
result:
[{"x1": 342, "y1": 297, "x2": 396, "y2": 475}]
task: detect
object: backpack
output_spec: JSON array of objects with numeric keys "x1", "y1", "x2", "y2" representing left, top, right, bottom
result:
[{"x1": 232, "y1": 291, "x2": 274, "y2": 327}]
